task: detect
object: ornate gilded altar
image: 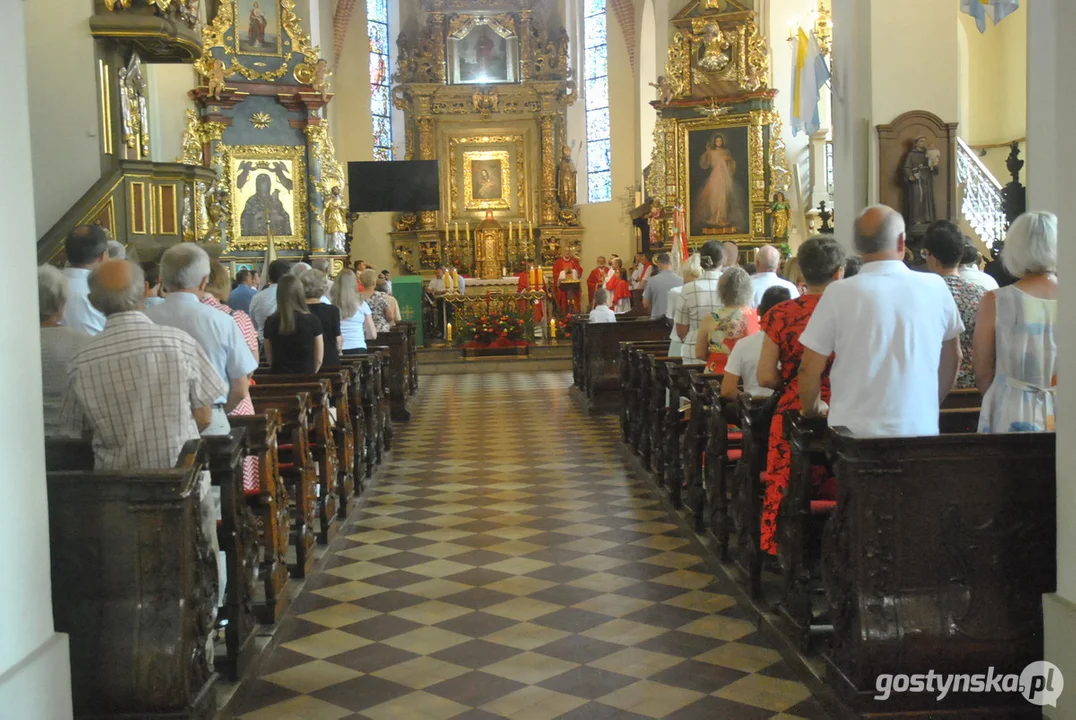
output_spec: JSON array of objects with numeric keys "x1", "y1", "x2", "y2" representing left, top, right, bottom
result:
[
  {"x1": 174, "y1": 0, "x2": 349, "y2": 275},
  {"x1": 390, "y1": 0, "x2": 583, "y2": 278},
  {"x1": 645, "y1": 0, "x2": 790, "y2": 252}
]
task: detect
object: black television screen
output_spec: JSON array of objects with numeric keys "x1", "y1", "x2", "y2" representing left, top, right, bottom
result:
[{"x1": 348, "y1": 160, "x2": 440, "y2": 213}]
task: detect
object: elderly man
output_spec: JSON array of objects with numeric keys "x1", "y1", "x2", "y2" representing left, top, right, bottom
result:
[
  {"x1": 751, "y1": 245, "x2": 799, "y2": 307},
  {"x1": 146, "y1": 244, "x2": 258, "y2": 433},
  {"x1": 249, "y1": 258, "x2": 292, "y2": 337},
  {"x1": 227, "y1": 268, "x2": 258, "y2": 314},
  {"x1": 62, "y1": 224, "x2": 109, "y2": 335},
  {"x1": 798, "y1": 205, "x2": 963, "y2": 437},
  {"x1": 59, "y1": 259, "x2": 226, "y2": 467},
  {"x1": 641, "y1": 252, "x2": 682, "y2": 319},
  {"x1": 722, "y1": 241, "x2": 740, "y2": 268},
  {"x1": 39, "y1": 265, "x2": 89, "y2": 437}
]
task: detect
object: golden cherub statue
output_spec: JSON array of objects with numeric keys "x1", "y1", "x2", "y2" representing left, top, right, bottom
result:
[
  {"x1": 313, "y1": 59, "x2": 330, "y2": 101},
  {"x1": 206, "y1": 58, "x2": 227, "y2": 101},
  {"x1": 648, "y1": 75, "x2": 674, "y2": 104}
]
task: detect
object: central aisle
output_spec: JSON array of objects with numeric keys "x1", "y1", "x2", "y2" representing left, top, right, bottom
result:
[{"x1": 231, "y1": 372, "x2": 828, "y2": 720}]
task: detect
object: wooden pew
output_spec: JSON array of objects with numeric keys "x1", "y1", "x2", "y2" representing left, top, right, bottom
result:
[
  {"x1": 252, "y1": 380, "x2": 339, "y2": 546},
  {"x1": 247, "y1": 390, "x2": 317, "y2": 578},
  {"x1": 570, "y1": 314, "x2": 588, "y2": 389},
  {"x1": 821, "y1": 428, "x2": 1055, "y2": 718},
  {"x1": 572, "y1": 317, "x2": 671, "y2": 415},
  {"x1": 229, "y1": 411, "x2": 292, "y2": 624},
  {"x1": 47, "y1": 441, "x2": 218, "y2": 719},
  {"x1": 396, "y1": 321, "x2": 420, "y2": 395},
  {"x1": 373, "y1": 330, "x2": 413, "y2": 421},
  {"x1": 203, "y1": 430, "x2": 259, "y2": 680},
  {"x1": 620, "y1": 340, "x2": 670, "y2": 448},
  {"x1": 370, "y1": 348, "x2": 394, "y2": 451},
  {"x1": 45, "y1": 434, "x2": 261, "y2": 676},
  {"x1": 661, "y1": 363, "x2": 695, "y2": 509},
  {"x1": 256, "y1": 369, "x2": 358, "y2": 516},
  {"x1": 340, "y1": 353, "x2": 387, "y2": 474},
  {"x1": 723, "y1": 394, "x2": 774, "y2": 600},
  {"x1": 682, "y1": 370, "x2": 723, "y2": 529}
]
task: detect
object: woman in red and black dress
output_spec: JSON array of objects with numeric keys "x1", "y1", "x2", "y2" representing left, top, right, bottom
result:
[{"x1": 756, "y1": 236, "x2": 846, "y2": 556}]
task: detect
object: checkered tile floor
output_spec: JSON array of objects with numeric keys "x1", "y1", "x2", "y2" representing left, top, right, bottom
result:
[{"x1": 228, "y1": 372, "x2": 830, "y2": 719}]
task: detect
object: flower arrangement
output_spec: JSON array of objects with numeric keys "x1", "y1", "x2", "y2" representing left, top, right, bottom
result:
[
  {"x1": 556, "y1": 315, "x2": 574, "y2": 339},
  {"x1": 456, "y1": 299, "x2": 533, "y2": 346}
]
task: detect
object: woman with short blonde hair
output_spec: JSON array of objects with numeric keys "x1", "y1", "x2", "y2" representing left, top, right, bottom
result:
[
  {"x1": 360, "y1": 267, "x2": 399, "y2": 333},
  {"x1": 973, "y1": 210, "x2": 1058, "y2": 433},
  {"x1": 695, "y1": 266, "x2": 759, "y2": 374}
]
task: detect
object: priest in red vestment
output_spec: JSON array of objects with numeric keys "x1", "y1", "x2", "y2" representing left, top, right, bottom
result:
[
  {"x1": 552, "y1": 249, "x2": 584, "y2": 314},
  {"x1": 630, "y1": 252, "x2": 653, "y2": 290},
  {"x1": 586, "y1": 256, "x2": 615, "y2": 309},
  {"x1": 610, "y1": 257, "x2": 632, "y2": 313}
]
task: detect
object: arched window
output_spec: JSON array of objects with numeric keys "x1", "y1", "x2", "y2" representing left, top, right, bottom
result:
[
  {"x1": 584, "y1": 0, "x2": 611, "y2": 202},
  {"x1": 368, "y1": 0, "x2": 393, "y2": 160}
]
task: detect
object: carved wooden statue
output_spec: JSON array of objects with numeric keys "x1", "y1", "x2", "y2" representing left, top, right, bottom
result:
[
  {"x1": 902, "y1": 136, "x2": 939, "y2": 227},
  {"x1": 557, "y1": 145, "x2": 577, "y2": 209},
  {"x1": 206, "y1": 58, "x2": 227, "y2": 100},
  {"x1": 324, "y1": 186, "x2": 348, "y2": 253}
]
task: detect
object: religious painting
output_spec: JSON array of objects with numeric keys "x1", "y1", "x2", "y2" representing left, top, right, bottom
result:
[
  {"x1": 463, "y1": 150, "x2": 511, "y2": 210},
  {"x1": 224, "y1": 145, "x2": 308, "y2": 250},
  {"x1": 234, "y1": 0, "x2": 282, "y2": 56},
  {"x1": 683, "y1": 121, "x2": 752, "y2": 239},
  {"x1": 448, "y1": 18, "x2": 519, "y2": 85}
]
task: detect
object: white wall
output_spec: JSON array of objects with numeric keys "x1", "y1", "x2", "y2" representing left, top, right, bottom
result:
[
  {"x1": 147, "y1": 64, "x2": 198, "y2": 164},
  {"x1": 0, "y1": 0, "x2": 71, "y2": 714},
  {"x1": 25, "y1": 0, "x2": 101, "y2": 237}
]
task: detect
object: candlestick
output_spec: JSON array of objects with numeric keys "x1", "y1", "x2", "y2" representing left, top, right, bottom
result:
[
  {"x1": 445, "y1": 221, "x2": 449, "y2": 237},
  {"x1": 508, "y1": 222, "x2": 514, "y2": 242},
  {"x1": 529, "y1": 266, "x2": 537, "y2": 288},
  {"x1": 465, "y1": 222, "x2": 470, "y2": 238},
  {"x1": 446, "y1": 322, "x2": 453, "y2": 343},
  {"x1": 528, "y1": 221, "x2": 533, "y2": 241},
  {"x1": 502, "y1": 266, "x2": 506, "y2": 278},
  {"x1": 549, "y1": 318, "x2": 556, "y2": 340},
  {"x1": 536, "y1": 266, "x2": 544, "y2": 287}
]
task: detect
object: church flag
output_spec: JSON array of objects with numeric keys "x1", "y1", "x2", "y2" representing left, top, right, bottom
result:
[
  {"x1": 790, "y1": 29, "x2": 829, "y2": 137},
  {"x1": 259, "y1": 224, "x2": 277, "y2": 289},
  {"x1": 670, "y1": 204, "x2": 688, "y2": 273},
  {"x1": 961, "y1": 0, "x2": 1020, "y2": 33}
]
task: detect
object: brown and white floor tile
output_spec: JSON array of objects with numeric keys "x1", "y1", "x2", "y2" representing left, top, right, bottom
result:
[{"x1": 226, "y1": 372, "x2": 830, "y2": 719}]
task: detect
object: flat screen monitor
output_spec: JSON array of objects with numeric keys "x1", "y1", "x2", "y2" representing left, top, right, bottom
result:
[{"x1": 347, "y1": 160, "x2": 440, "y2": 213}]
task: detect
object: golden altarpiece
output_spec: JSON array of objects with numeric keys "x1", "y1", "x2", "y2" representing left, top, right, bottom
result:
[
  {"x1": 389, "y1": 0, "x2": 582, "y2": 282},
  {"x1": 645, "y1": 0, "x2": 790, "y2": 256}
]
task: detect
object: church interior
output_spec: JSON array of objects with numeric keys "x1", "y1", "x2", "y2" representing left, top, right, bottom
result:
[{"x1": 4, "y1": 0, "x2": 1076, "y2": 718}]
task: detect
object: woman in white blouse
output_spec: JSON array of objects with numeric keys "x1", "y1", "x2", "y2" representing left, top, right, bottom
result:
[
  {"x1": 667, "y1": 254, "x2": 702, "y2": 358},
  {"x1": 331, "y1": 269, "x2": 377, "y2": 355}
]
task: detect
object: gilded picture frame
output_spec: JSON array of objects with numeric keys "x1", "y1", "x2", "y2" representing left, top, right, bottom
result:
[
  {"x1": 463, "y1": 150, "x2": 511, "y2": 210},
  {"x1": 233, "y1": 0, "x2": 284, "y2": 57},
  {"x1": 676, "y1": 111, "x2": 767, "y2": 243},
  {"x1": 224, "y1": 144, "x2": 308, "y2": 251},
  {"x1": 448, "y1": 134, "x2": 526, "y2": 219}
]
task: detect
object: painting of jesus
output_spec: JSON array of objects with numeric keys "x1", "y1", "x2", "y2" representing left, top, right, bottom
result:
[{"x1": 687, "y1": 126, "x2": 750, "y2": 237}]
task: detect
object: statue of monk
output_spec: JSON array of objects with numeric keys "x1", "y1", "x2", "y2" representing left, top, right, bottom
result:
[{"x1": 556, "y1": 145, "x2": 577, "y2": 209}]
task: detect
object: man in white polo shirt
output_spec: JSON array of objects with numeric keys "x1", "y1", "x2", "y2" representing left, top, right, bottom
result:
[
  {"x1": 798, "y1": 205, "x2": 963, "y2": 437},
  {"x1": 750, "y1": 244, "x2": 799, "y2": 307}
]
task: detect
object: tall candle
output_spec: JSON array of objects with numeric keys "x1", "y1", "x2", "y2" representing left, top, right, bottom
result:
[
  {"x1": 446, "y1": 322, "x2": 453, "y2": 343},
  {"x1": 536, "y1": 266, "x2": 544, "y2": 286},
  {"x1": 445, "y1": 221, "x2": 449, "y2": 237},
  {"x1": 454, "y1": 221, "x2": 459, "y2": 243},
  {"x1": 528, "y1": 222, "x2": 533, "y2": 241},
  {"x1": 508, "y1": 222, "x2": 513, "y2": 242},
  {"x1": 529, "y1": 266, "x2": 537, "y2": 287},
  {"x1": 465, "y1": 222, "x2": 470, "y2": 238},
  {"x1": 550, "y1": 318, "x2": 556, "y2": 339}
]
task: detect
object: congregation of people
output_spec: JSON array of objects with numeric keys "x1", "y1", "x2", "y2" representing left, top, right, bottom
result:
[
  {"x1": 37, "y1": 226, "x2": 400, "y2": 656},
  {"x1": 583, "y1": 204, "x2": 1057, "y2": 557}
]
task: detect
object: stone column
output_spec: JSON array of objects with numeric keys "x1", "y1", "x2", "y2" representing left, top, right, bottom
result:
[
  {"x1": 1032, "y1": 2, "x2": 1076, "y2": 717},
  {"x1": 0, "y1": 0, "x2": 72, "y2": 715},
  {"x1": 305, "y1": 118, "x2": 327, "y2": 252},
  {"x1": 519, "y1": 9, "x2": 533, "y2": 82}
]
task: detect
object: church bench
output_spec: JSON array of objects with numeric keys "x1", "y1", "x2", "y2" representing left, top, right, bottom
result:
[
  {"x1": 573, "y1": 317, "x2": 671, "y2": 415},
  {"x1": 630, "y1": 343, "x2": 673, "y2": 466},
  {"x1": 47, "y1": 441, "x2": 218, "y2": 719},
  {"x1": 569, "y1": 314, "x2": 589, "y2": 389},
  {"x1": 776, "y1": 405, "x2": 985, "y2": 654},
  {"x1": 645, "y1": 353, "x2": 684, "y2": 477},
  {"x1": 372, "y1": 330, "x2": 414, "y2": 421},
  {"x1": 203, "y1": 430, "x2": 259, "y2": 680},
  {"x1": 661, "y1": 363, "x2": 696, "y2": 509},
  {"x1": 44, "y1": 434, "x2": 261, "y2": 677},
  {"x1": 340, "y1": 352, "x2": 390, "y2": 472},
  {"x1": 395, "y1": 321, "x2": 420, "y2": 395},
  {"x1": 228, "y1": 411, "x2": 292, "y2": 624},
  {"x1": 941, "y1": 387, "x2": 982, "y2": 409},
  {"x1": 247, "y1": 390, "x2": 318, "y2": 578},
  {"x1": 721, "y1": 393, "x2": 774, "y2": 601},
  {"x1": 620, "y1": 340, "x2": 670, "y2": 449},
  {"x1": 251, "y1": 382, "x2": 339, "y2": 547},
  {"x1": 255, "y1": 370, "x2": 358, "y2": 516},
  {"x1": 820, "y1": 428, "x2": 1055, "y2": 719},
  {"x1": 683, "y1": 371, "x2": 723, "y2": 531}
]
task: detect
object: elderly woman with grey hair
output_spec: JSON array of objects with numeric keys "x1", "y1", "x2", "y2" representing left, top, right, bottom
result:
[
  {"x1": 38, "y1": 265, "x2": 89, "y2": 436},
  {"x1": 694, "y1": 265, "x2": 759, "y2": 374},
  {"x1": 299, "y1": 268, "x2": 342, "y2": 368},
  {"x1": 973, "y1": 210, "x2": 1058, "y2": 433}
]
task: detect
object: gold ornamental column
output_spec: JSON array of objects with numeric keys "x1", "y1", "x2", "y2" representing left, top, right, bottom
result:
[
  {"x1": 416, "y1": 100, "x2": 437, "y2": 230},
  {"x1": 539, "y1": 113, "x2": 558, "y2": 226},
  {"x1": 519, "y1": 9, "x2": 533, "y2": 82}
]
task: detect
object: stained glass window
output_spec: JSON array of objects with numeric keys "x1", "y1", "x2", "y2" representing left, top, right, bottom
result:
[
  {"x1": 584, "y1": 0, "x2": 610, "y2": 202},
  {"x1": 368, "y1": 0, "x2": 392, "y2": 161}
]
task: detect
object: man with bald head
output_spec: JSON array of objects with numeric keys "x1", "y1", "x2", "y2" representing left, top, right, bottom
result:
[
  {"x1": 798, "y1": 205, "x2": 963, "y2": 437},
  {"x1": 62, "y1": 224, "x2": 109, "y2": 335},
  {"x1": 722, "y1": 241, "x2": 740, "y2": 269},
  {"x1": 751, "y1": 244, "x2": 799, "y2": 307},
  {"x1": 59, "y1": 259, "x2": 226, "y2": 468}
]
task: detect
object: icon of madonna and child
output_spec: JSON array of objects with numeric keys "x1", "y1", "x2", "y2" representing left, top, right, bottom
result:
[{"x1": 689, "y1": 129, "x2": 749, "y2": 237}]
